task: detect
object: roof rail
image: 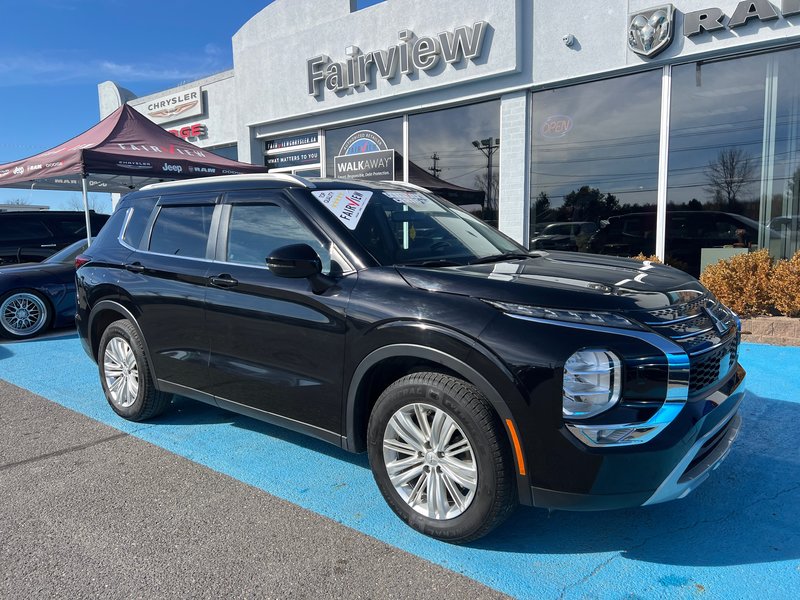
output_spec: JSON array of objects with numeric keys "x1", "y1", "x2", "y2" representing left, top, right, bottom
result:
[
  {"x1": 140, "y1": 173, "x2": 316, "y2": 192},
  {"x1": 380, "y1": 180, "x2": 432, "y2": 193}
]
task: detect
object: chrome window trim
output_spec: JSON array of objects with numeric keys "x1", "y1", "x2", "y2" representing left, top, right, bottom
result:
[
  {"x1": 117, "y1": 207, "x2": 134, "y2": 247},
  {"x1": 505, "y1": 314, "x2": 690, "y2": 447}
]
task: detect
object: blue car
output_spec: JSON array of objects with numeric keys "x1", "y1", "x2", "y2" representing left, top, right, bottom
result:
[{"x1": 0, "y1": 238, "x2": 90, "y2": 339}]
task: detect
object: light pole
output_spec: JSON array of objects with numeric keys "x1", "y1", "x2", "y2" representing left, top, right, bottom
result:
[{"x1": 472, "y1": 137, "x2": 500, "y2": 213}]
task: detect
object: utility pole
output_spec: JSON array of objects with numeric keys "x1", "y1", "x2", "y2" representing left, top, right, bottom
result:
[
  {"x1": 428, "y1": 153, "x2": 441, "y2": 178},
  {"x1": 472, "y1": 137, "x2": 500, "y2": 212}
]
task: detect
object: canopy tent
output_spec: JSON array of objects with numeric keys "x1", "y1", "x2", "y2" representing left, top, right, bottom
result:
[
  {"x1": 393, "y1": 154, "x2": 486, "y2": 208},
  {"x1": 0, "y1": 104, "x2": 267, "y2": 241}
]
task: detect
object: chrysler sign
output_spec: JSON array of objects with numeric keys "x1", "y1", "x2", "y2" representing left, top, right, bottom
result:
[
  {"x1": 307, "y1": 22, "x2": 489, "y2": 97},
  {"x1": 140, "y1": 87, "x2": 204, "y2": 124}
]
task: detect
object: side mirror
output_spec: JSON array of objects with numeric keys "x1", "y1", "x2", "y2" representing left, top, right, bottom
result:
[{"x1": 267, "y1": 243, "x2": 322, "y2": 279}]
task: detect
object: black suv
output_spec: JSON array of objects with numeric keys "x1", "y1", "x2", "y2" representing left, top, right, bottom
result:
[
  {"x1": 76, "y1": 176, "x2": 746, "y2": 542},
  {"x1": 0, "y1": 210, "x2": 109, "y2": 265}
]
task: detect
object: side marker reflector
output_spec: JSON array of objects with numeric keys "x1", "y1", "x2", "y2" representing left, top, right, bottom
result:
[{"x1": 505, "y1": 419, "x2": 526, "y2": 476}]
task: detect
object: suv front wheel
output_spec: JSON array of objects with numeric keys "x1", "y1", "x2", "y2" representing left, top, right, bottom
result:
[
  {"x1": 98, "y1": 319, "x2": 170, "y2": 421},
  {"x1": 367, "y1": 372, "x2": 517, "y2": 543}
]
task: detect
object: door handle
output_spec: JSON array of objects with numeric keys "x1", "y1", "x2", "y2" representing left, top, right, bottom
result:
[
  {"x1": 210, "y1": 274, "x2": 239, "y2": 288},
  {"x1": 125, "y1": 262, "x2": 145, "y2": 273},
  {"x1": 40, "y1": 243, "x2": 57, "y2": 248}
]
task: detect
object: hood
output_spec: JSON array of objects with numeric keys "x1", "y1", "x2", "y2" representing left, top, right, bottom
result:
[{"x1": 396, "y1": 251, "x2": 708, "y2": 312}]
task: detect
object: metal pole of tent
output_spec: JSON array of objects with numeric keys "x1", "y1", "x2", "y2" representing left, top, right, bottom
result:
[{"x1": 81, "y1": 176, "x2": 92, "y2": 246}]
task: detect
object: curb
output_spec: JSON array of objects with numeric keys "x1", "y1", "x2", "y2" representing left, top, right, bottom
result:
[{"x1": 740, "y1": 316, "x2": 800, "y2": 346}]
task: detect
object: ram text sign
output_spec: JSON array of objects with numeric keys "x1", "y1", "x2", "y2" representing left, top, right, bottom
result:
[{"x1": 629, "y1": 1, "x2": 800, "y2": 58}]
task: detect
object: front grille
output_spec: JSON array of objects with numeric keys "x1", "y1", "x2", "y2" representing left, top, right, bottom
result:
[
  {"x1": 640, "y1": 295, "x2": 739, "y2": 394},
  {"x1": 687, "y1": 338, "x2": 738, "y2": 393}
]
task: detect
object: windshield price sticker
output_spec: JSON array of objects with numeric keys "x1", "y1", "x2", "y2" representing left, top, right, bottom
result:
[
  {"x1": 312, "y1": 190, "x2": 373, "y2": 230},
  {"x1": 385, "y1": 191, "x2": 430, "y2": 205}
]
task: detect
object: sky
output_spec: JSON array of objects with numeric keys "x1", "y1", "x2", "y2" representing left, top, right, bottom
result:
[{"x1": 0, "y1": 0, "x2": 384, "y2": 212}]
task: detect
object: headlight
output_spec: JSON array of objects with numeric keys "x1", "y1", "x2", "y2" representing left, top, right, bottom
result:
[
  {"x1": 563, "y1": 349, "x2": 622, "y2": 419},
  {"x1": 483, "y1": 300, "x2": 642, "y2": 330}
]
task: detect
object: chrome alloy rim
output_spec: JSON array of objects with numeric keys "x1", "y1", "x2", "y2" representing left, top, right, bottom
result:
[
  {"x1": 103, "y1": 336, "x2": 139, "y2": 408},
  {"x1": 0, "y1": 293, "x2": 47, "y2": 336},
  {"x1": 383, "y1": 402, "x2": 477, "y2": 520}
]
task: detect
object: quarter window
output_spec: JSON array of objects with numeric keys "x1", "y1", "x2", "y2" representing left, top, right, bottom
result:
[{"x1": 148, "y1": 205, "x2": 213, "y2": 258}]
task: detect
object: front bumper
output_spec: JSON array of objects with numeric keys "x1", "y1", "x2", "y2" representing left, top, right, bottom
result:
[{"x1": 530, "y1": 365, "x2": 746, "y2": 510}]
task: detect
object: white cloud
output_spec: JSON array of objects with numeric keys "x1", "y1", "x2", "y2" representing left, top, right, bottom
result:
[{"x1": 0, "y1": 52, "x2": 229, "y2": 86}]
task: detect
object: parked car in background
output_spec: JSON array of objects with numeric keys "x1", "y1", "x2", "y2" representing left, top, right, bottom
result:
[
  {"x1": 0, "y1": 210, "x2": 108, "y2": 265},
  {"x1": 0, "y1": 238, "x2": 91, "y2": 339},
  {"x1": 76, "y1": 176, "x2": 745, "y2": 543},
  {"x1": 530, "y1": 221, "x2": 597, "y2": 251},
  {"x1": 587, "y1": 211, "x2": 760, "y2": 276}
]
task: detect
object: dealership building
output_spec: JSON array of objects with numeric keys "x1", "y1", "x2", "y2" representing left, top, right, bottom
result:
[{"x1": 99, "y1": 0, "x2": 800, "y2": 276}]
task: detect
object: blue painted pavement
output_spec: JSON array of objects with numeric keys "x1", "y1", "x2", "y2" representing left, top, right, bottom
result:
[{"x1": 1, "y1": 334, "x2": 798, "y2": 599}]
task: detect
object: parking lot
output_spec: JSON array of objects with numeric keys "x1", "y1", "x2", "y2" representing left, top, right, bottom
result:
[{"x1": 1, "y1": 333, "x2": 799, "y2": 599}]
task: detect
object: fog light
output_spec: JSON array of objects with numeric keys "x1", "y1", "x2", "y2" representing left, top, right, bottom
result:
[{"x1": 563, "y1": 349, "x2": 622, "y2": 419}]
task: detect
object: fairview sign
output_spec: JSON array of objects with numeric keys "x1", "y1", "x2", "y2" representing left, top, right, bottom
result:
[{"x1": 307, "y1": 22, "x2": 489, "y2": 97}]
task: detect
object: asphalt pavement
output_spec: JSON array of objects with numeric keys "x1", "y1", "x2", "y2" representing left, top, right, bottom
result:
[
  {"x1": 0, "y1": 377, "x2": 506, "y2": 599},
  {"x1": 1, "y1": 331, "x2": 799, "y2": 599}
]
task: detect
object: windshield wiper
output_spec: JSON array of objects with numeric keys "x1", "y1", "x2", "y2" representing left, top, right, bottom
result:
[
  {"x1": 469, "y1": 252, "x2": 533, "y2": 265},
  {"x1": 397, "y1": 259, "x2": 464, "y2": 268}
]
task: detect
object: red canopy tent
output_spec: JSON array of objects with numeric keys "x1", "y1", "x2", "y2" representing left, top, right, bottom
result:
[{"x1": 0, "y1": 104, "x2": 267, "y2": 241}]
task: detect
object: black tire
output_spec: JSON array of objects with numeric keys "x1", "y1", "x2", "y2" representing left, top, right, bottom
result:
[
  {"x1": 98, "y1": 319, "x2": 170, "y2": 421},
  {"x1": 367, "y1": 372, "x2": 517, "y2": 543},
  {"x1": 0, "y1": 289, "x2": 52, "y2": 339}
]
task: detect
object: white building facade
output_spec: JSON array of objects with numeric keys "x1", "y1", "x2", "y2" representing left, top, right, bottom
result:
[{"x1": 99, "y1": 0, "x2": 800, "y2": 276}]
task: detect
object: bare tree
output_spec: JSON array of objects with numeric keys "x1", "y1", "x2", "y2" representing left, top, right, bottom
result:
[
  {"x1": 65, "y1": 194, "x2": 110, "y2": 214},
  {"x1": 474, "y1": 171, "x2": 499, "y2": 212},
  {"x1": 704, "y1": 147, "x2": 756, "y2": 209},
  {"x1": 7, "y1": 197, "x2": 30, "y2": 205}
]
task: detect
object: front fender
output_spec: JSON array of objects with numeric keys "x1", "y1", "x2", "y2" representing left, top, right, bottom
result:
[{"x1": 344, "y1": 321, "x2": 533, "y2": 504}]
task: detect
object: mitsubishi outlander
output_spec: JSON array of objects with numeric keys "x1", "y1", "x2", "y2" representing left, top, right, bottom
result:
[{"x1": 76, "y1": 175, "x2": 746, "y2": 542}]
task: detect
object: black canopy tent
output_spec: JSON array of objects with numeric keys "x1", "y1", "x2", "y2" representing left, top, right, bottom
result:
[{"x1": 0, "y1": 104, "x2": 268, "y2": 242}]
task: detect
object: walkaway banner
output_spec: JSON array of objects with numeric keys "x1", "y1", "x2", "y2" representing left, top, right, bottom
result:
[{"x1": 0, "y1": 104, "x2": 267, "y2": 192}]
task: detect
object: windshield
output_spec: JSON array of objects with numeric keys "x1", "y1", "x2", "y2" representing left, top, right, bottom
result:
[
  {"x1": 320, "y1": 189, "x2": 525, "y2": 266},
  {"x1": 44, "y1": 238, "x2": 90, "y2": 264}
]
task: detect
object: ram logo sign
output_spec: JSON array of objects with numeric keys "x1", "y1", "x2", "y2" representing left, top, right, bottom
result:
[{"x1": 628, "y1": 5, "x2": 675, "y2": 58}]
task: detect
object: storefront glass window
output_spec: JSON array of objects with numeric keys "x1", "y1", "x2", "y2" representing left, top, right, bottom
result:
[
  {"x1": 530, "y1": 71, "x2": 661, "y2": 254},
  {"x1": 668, "y1": 48, "x2": 800, "y2": 277},
  {"x1": 325, "y1": 117, "x2": 403, "y2": 181},
  {"x1": 209, "y1": 144, "x2": 238, "y2": 161},
  {"x1": 408, "y1": 100, "x2": 501, "y2": 227}
]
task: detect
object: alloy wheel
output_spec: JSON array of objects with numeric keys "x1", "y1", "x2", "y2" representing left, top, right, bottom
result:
[
  {"x1": 382, "y1": 402, "x2": 478, "y2": 520},
  {"x1": 0, "y1": 292, "x2": 47, "y2": 337},
  {"x1": 103, "y1": 336, "x2": 140, "y2": 408}
]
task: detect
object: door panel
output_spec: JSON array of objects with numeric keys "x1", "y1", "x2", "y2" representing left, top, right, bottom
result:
[
  {"x1": 129, "y1": 200, "x2": 216, "y2": 390},
  {"x1": 204, "y1": 195, "x2": 352, "y2": 435}
]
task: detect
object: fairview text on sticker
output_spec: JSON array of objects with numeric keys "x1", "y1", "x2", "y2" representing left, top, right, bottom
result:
[{"x1": 312, "y1": 190, "x2": 373, "y2": 230}]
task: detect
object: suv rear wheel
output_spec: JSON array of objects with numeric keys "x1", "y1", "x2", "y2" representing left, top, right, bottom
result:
[
  {"x1": 98, "y1": 319, "x2": 170, "y2": 421},
  {"x1": 367, "y1": 372, "x2": 516, "y2": 543}
]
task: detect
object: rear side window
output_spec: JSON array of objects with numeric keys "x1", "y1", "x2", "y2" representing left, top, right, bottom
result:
[
  {"x1": 149, "y1": 205, "x2": 213, "y2": 258},
  {"x1": 53, "y1": 217, "x2": 87, "y2": 237},
  {"x1": 0, "y1": 217, "x2": 52, "y2": 242}
]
